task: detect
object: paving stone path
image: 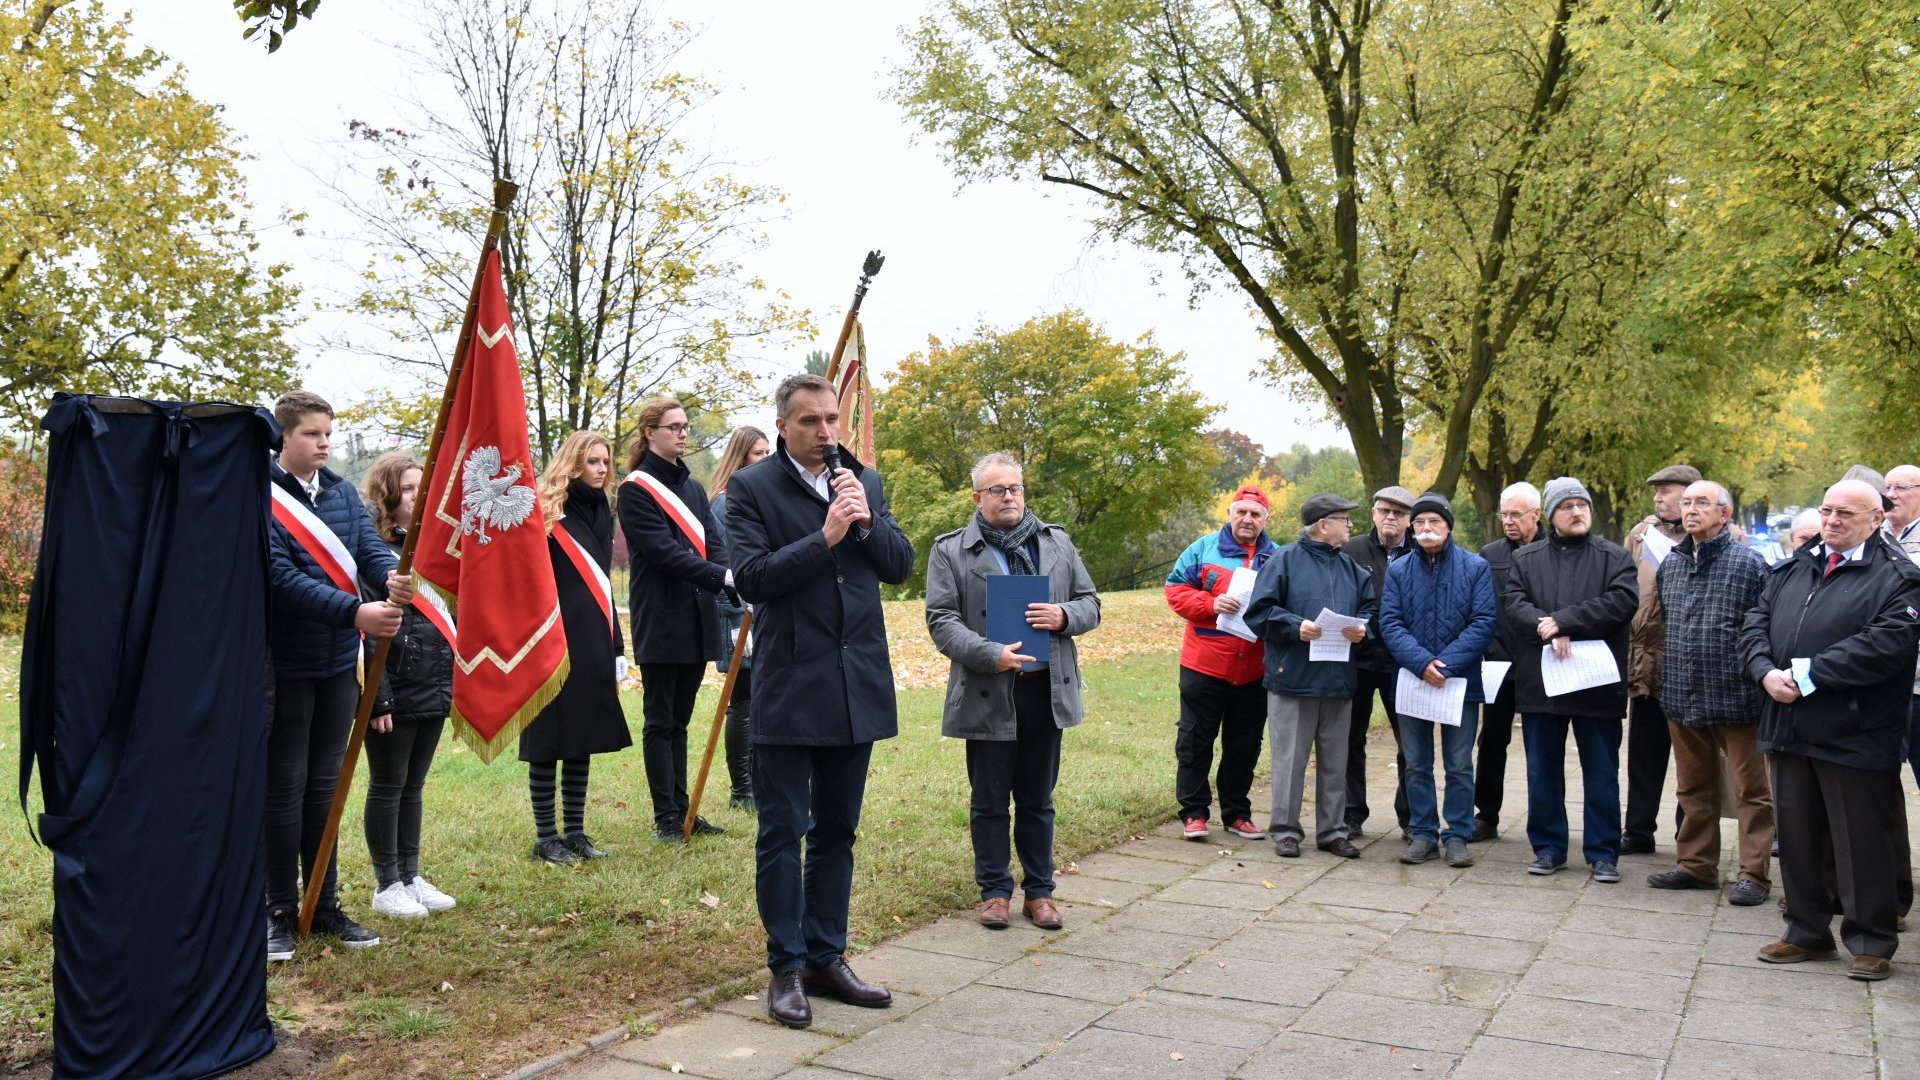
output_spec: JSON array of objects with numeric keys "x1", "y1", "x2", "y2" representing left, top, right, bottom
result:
[{"x1": 543, "y1": 744, "x2": 1920, "y2": 1080}]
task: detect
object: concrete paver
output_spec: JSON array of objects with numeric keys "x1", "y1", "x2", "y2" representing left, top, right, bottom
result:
[{"x1": 546, "y1": 738, "x2": 1919, "y2": 1079}]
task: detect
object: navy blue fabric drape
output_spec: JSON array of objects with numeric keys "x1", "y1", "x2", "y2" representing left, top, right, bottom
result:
[{"x1": 20, "y1": 393, "x2": 278, "y2": 1080}]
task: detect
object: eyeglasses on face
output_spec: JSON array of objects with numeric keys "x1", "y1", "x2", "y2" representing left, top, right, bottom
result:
[
  {"x1": 1890, "y1": 483, "x2": 1920, "y2": 493},
  {"x1": 1818, "y1": 505, "x2": 1868, "y2": 519},
  {"x1": 1498, "y1": 510, "x2": 1537, "y2": 521},
  {"x1": 976, "y1": 484, "x2": 1024, "y2": 498},
  {"x1": 651, "y1": 423, "x2": 691, "y2": 435}
]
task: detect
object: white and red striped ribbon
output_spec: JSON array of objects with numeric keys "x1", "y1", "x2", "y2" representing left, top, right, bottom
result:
[
  {"x1": 411, "y1": 580, "x2": 458, "y2": 649},
  {"x1": 270, "y1": 482, "x2": 358, "y2": 596},
  {"x1": 552, "y1": 516, "x2": 616, "y2": 639},
  {"x1": 623, "y1": 469, "x2": 707, "y2": 559}
]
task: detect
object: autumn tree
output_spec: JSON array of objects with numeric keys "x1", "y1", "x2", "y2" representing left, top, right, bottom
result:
[
  {"x1": 334, "y1": 0, "x2": 809, "y2": 457},
  {"x1": 1203, "y1": 428, "x2": 1263, "y2": 493},
  {"x1": 873, "y1": 311, "x2": 1219, "y2": 595},
  {"x1": 897, "y1": 0, "x2": 1673, "y2": 500},
  {"x1": 0, "y1": 0, "x2": 299, "y2": 423}
]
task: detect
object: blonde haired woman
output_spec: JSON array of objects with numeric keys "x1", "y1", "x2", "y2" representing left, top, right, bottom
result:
[
  {"x1": 707, "y1": 425, "x2": 771, "y2": 810},
  {"x1": 522, "y1": 431, "x2": 630, "y2": 864},
  {"x1": 619, "y1": 397, "x2": 734, "y2": 841}
]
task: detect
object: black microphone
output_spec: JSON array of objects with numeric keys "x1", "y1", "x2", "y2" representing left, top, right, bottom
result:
[{"x1": 822, "y1": 444, "x2": 841, "y2": 502}]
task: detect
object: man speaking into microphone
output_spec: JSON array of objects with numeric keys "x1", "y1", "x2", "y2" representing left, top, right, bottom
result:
[{"x1": 724, "y1": 373, "x2": 916, "y2": 1029}]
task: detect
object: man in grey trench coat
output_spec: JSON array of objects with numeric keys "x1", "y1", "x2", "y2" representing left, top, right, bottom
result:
[{"x1": 926, "y1": 452, "x2": 1101, "y2": 932}]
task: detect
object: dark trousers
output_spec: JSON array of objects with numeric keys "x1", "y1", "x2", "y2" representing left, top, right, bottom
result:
[
  {"x1": 726, "y1": 666, "x2": 754, "y2": 802},
  {"x1": 363, "y1": 715, "x2": 445, "y2": 887},
  {"x1": 1773, "y1": 751, "x2": 1902, "y2": 959},
  {"x1": 1474, "y1": 679, "x2": 1517, "y2": 826},
  {"x1": 1346, "y1": 668, "x2": 1408, "y2": 831},
  {"x1": 754, "y1": 741, "x2": 873, "y2": 972},
  {"x1": 1175, "y1": 667, "x2": 1265, "y2": 824},
  {"x1": 641, "y1": 661, "x2": 706, "y2": 829},
  {"x1": 968, "y1": 675, "x2": 1063, "y2": 901},
  {"x1": 1522, "y1": 713, "x2": 1623, "y2": 867},
  {"x1": 265, "y1": 670, "x2": 358, "y2": 914},
  {"x1": 1625, "y1": 695, "x2": 1677, "y2": 843}
]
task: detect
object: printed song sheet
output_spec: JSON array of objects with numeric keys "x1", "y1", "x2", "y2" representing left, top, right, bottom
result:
[
  {"x1": 1309, "y1": 608, "x2": 1369, "y2": 662},
  {"x1": 1480, "y1": 660, "x2": 1512, "y2": 703},
  {"x1": 1214, "y1": 567, "x2": 1259, "y2": 642},
  {"x1": 1395, "y1": 668, "x2": 1469, "y2": 727},
  {"x1": 1639, "y1": 527, "x2": 1676, "y2": 568},
  {"x1": 1540, "y1": 639, "x2": 1621, "y2": 697}
]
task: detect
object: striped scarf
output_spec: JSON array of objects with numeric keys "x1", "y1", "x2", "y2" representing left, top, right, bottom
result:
[{"x1": 976, "y1": 509, "x2": 1042, "y2": 576}]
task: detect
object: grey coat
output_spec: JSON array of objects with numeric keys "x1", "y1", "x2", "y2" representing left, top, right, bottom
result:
[{"x1": 925, "y1": 519, "x2": 1102, "y2": 740}]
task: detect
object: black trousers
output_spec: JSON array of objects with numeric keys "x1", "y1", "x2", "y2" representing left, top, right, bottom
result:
[
  {"x1": 1175, "y1": 667, "x2": 1265, "y2": 824},
  {"x1": 1474, "y1": 678, "x2": 1517, "y2": 826},
  {"x1": 640, "y1": 662, "x2": 706, "y2": 829},
  {"x1": 968, "y1": 675, "x2": 1063, "y2": 901},
  {"x1": 265, "y1": 671, "x2": 358, "y2": 914},
  {"x1": 1625, "y1": 694, "x2": 1678, "y2": 842},
  {"x1": 1773, "y1": 751, "x2": 1902, "y2": 959},
  {"x1": 1346, "y1": 668, "x2": 1408, "y2": 831},
  {"x1": 754, "y1": 741, "x2": 872, "y2": 972},
  {"x1": 363, "y1": 715, "x2": 445, "y2": 887}
]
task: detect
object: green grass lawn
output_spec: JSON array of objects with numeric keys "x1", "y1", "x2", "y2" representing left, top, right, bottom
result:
[{"x1": 1, "y1": 591, "x2": 1256, "y2": 1077}]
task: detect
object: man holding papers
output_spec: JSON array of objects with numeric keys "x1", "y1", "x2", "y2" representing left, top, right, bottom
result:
[
  {"x1": 1379, "y1": 494, "x2": 1497, "y2": 869},
  {"x1": 1164, "y1": 486, "x2": 1280, "y2": 841},
  {"x1": 1646, "y1": 481, "x2": 1774, "y2": 905},
  {"x1": 926, "y1": 453, "x2": 1101, "y2": 932},
  {"x1": 1245, "y1": 493, "x2": 1375, "y2": 859},
  {"x1": 1741, "y1": 478, "x2": 1920, "y2": 980},
  {"x1": 1502, "y1": 477, "x2": 1639, "y2": 882}
]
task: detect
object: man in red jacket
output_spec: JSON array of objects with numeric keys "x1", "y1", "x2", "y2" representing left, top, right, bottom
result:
[{"x1": 1164, "y1": 486, "x2": 1279, "y2": 841}]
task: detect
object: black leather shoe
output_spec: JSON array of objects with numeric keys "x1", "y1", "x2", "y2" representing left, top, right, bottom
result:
[
  {"x1": 1619, "y1": 835, "x2": 1656, "y2": 856},
  {"x1": 1317, "y1": 838, "x2": 1361, "y2": 859},
  {"x1": 533, "y1": 836, "x2": 580, "y2": 865},
  {"x1": 1468, "y1": 819, "x2": 1498, "y2": 843},
  {"x1": 767, "y1": 969, "x2": 811, "y2": 1028},
  {"x1": 1274, "y1": 837, "x2": 1301, "y2": 858},
  {"x1": 690, "y1": 816, "x2": 726, "y2": 836},
  {"x1": 563, "y1": 832, "x2": 607, "y2": 859},
  {"x1": 1346, "y1": 822, "x2": 1366, "y2": 840},
  {"x1": 1727, "y1": 879, "x2": 1770, "y2": 906},
  {"x1": 1646, "y1": 867, "x2": 1717, "y2": 890},
  {"x1": 801, "y1": 957, "x2": 892, "y2": 1008}
]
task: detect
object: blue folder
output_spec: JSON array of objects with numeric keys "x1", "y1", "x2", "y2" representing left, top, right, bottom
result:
[{"x1": 986, "y1": 574, "x2": 1052, "y2": 671}]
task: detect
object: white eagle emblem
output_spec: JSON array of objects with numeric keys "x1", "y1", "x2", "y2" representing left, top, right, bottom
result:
[{"x1": 459, "y1": 445, "x2": 537, "y2": 543}]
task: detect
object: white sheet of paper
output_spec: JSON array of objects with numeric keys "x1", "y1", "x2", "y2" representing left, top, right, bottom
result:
[
  {"x1": 1213, "y1": 567, "x2": 1259, "y2": 642},
  {"x1": 1395, "y1": 668, "x2": 1469, "y2": 726},
  {"x1": 1309, "y1": 608, "x2": 1369, "y2": 661},
  {"x1": 1639, "y1": 527, "x2": 1676, "y2": 568},
  {"x1": 1540, "y1": 639, "x2": 1621, "y2": 697},
  {"x1": 1481, "y1": 660, "x2": 1512, "y2": 703}
]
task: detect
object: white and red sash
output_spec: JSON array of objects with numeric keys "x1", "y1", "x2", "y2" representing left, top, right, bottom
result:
[
  {"x1": 552, "y1": 516, "x2": 616, "y2": 638},
  {"x1": 624, "y1": 469, "x2": 707, "y2": 559},
  {"x1": 270, "y1": 482, "x2": 358, "y2": 596},
  {"x1": 412, "y1": 581, "x2": 458, "y2": 650}
]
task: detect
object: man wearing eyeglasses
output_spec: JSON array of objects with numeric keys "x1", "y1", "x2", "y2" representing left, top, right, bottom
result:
[
  {"x1": 925, "y1": 452, "x2": 1100, "y2": 932},
  {"x1": 1341, "y1": 486, "x2": 1417, "y2": 840},
  {"x1": 1470, "y1": 481, "x2": 1542, "y2": 842},
  {"x1": 1621, "y1": 463, "x2": 1701, "y2": 856},
  {"x1": 1742, "y1": 479, "x2": 1920, "y2": 981},
  {"x1": 1246, "y1": 494, "x2": 1376, "y2": 858}
]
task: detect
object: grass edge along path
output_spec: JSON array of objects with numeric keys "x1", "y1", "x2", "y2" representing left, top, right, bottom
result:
[{"x1": 1, "y1": 591, "x2": 1250, "y2": 1077}]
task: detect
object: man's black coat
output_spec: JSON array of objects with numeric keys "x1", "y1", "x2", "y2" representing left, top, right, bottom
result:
[{"x1": 1500, "y1": 532, "x2": 1638, "y2": 717}]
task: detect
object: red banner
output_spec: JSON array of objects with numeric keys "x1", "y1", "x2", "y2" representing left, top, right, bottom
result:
[{"x1": 414, "y1": 249, "x2": 569, "y2": 761}]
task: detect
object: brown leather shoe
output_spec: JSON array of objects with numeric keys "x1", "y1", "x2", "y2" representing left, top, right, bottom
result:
[
  {"x1": 1756, "y1": 939, "x2": 1838, "y2": 964},
  {"x1": 801, "y1": 957, "x2": 892, "y2": 1008},
  {"x1": 978, "y1": 896, "x2": 1011, "y2": 929},
  {"x1": 1023, "y1": 896, "x2": 1063, "y2": 930},
  {"x1": 767, "y1": 969, "x2": 811, "y2": 1028},
  {"x1": 1849, "y1": 955, "x2": 1893, "y2": 981}
]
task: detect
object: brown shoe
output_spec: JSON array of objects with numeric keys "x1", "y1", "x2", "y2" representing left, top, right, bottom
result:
[
  {"x1": 801, "y1": 957, "x2": 892, "y2": 1008},
  {"x1": 766, "y1": 969, "x2": 811, "y2": 1028},
  {"x1": 1756, "y1": 939, "x2": 1838, "y2": 964},
  {"x1": 1023, "y1": 896, "x2": 1063, "y2": 930},
  {"x1": 1849, "y1": 955, "x2": 1893, "y2": 981},
  {"x1": 978, "y1": 896, "x2": 1010, "y2": 929}
]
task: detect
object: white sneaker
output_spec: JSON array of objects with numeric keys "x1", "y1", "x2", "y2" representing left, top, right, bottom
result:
[
  {"x1": 372, "y1": 880, "x2": 429, "y2": 919},
  {"x1": 407, "y1": 876, "x2": 456, "y2": 912}
]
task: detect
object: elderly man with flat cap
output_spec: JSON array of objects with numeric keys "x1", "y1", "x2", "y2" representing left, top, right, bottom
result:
[
  {"x1": 1342, "y1": 485, "x2": 1417, "y2": 839},
  {"x1": 1246, "y1": 493, "x2": 1376, "y2": 859},
  {"x1": 1165, "y1": 485, "x2": 1280, "y2": 842},
  {"x1": 1742, "y1": 477, "x2": 1920, "y2": 980},
  {"x1": 1621, "y1": 463, "x2": 1701, "y2": 855}
]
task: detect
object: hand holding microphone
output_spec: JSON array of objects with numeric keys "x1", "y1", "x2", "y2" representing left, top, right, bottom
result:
[{"x1": 819, "y1": 443, "x2": 870, "y2": 545}]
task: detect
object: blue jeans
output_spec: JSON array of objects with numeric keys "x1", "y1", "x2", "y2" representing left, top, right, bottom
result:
[
  {"x1": 1398, "y1": 707, "x2": 1481, "y2": 844},
  {"x1": 1522, "y1": 713, "x2": 1623, "y2": 866}
]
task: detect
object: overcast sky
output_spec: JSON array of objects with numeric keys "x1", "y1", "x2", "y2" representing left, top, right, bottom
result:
[{"x1": 119, "y1": 1, "x2": 1345, "y2": 456}]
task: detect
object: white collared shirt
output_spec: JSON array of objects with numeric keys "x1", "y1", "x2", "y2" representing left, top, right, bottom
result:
[{"x1": 784, "y1": 449, "x2": 829, "y2": 499}]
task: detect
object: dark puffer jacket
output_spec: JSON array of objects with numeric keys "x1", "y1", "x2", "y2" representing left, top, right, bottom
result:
[
  {"x1": 268, "y1": 461, "x2": 398, "y2": 680},
  {"x1": 372, "y1": 535, "x2": 454, "y2": 723},
  {"x1": 1243, "y1": 537, "x2": 1377, "y2": 699},
  {"x1": 1380, "y1": 540, "x2": 1497, "y2": 705},
  {"x1": 1740, "y1": 537, "x2": 1920, "y2": 772}
]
